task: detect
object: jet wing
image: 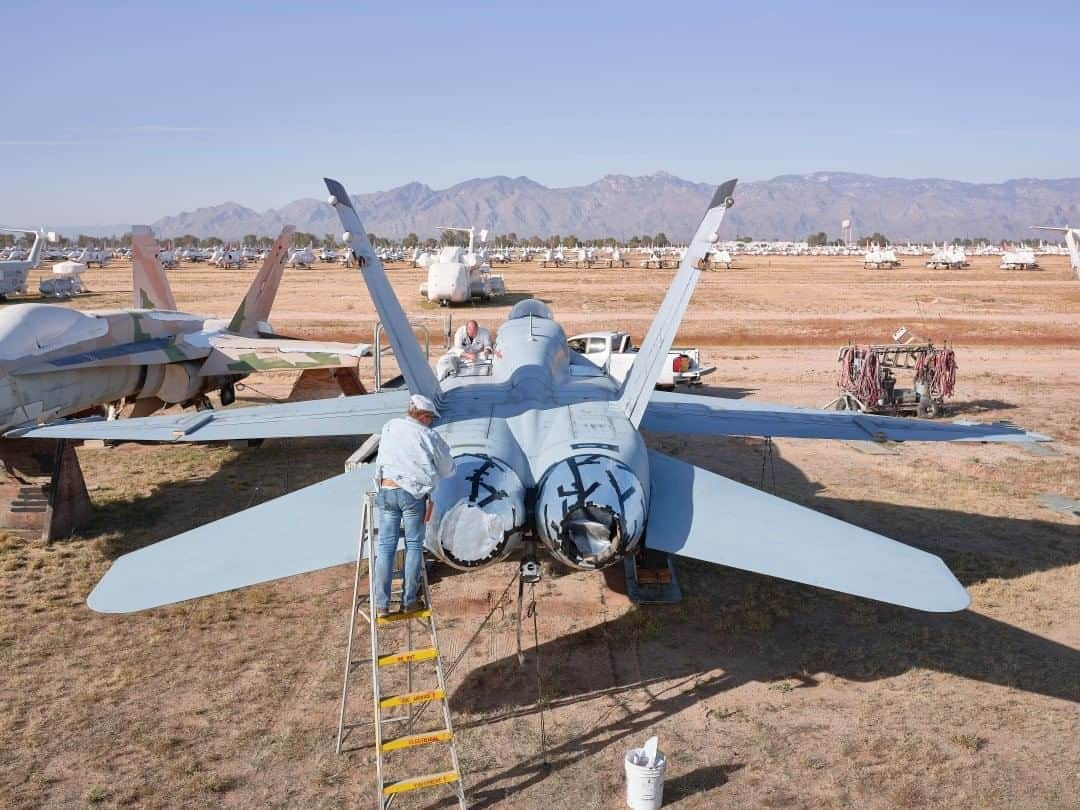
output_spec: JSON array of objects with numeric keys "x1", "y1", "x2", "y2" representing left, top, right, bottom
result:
[
  {"x1": 644, "y1": 449, "x2": 969, "y2": 612},
  {"x1": 12, "y1": 336, "x2": 209, "y2": 374},
  {"x1": 86, "y1": 465, "x2": 378, "y2": 612},
  {"x1": 640, "y1": 390, "x2": 1049, "y2": 443},
  {"x1": 7, "y1": 389, "x2": 410, "y2": 442},
  {"x1": 198, "y1": 334, "x2": 372, "y2": 376}
]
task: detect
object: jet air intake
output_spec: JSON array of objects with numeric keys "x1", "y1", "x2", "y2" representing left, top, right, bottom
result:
[
  {"x1": 428, "y1": 454, "x2": 525, "y2": 569},
  {"x1": 535, "y1": 455, "x2": 646, "y2": 570}
]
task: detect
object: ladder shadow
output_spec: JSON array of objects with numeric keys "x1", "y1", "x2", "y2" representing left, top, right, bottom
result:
[{"x1": 458, "y1": 669, "x2": 744, "y2": 808}]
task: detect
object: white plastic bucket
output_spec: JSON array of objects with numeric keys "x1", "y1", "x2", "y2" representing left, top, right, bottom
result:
[{"x1": 625, "y1": 746, "x2": 666, "y2": 809}]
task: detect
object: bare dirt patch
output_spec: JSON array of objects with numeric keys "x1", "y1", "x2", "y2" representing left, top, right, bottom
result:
[{"x1": 2, "y1": 253, "x2": 1077, "y2": 808}]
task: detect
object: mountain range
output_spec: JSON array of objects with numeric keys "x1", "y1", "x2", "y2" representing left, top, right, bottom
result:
[{"x1": 62, "y1": 172, "x2": 1080, "y2": 242}]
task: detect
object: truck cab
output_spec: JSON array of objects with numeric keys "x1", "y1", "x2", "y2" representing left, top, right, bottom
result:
[{"x1": 567, "y1": 330, "x2": 715, "y2": 389}]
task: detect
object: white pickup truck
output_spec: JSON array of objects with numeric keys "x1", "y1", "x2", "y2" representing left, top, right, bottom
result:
[{"x1": 567, "y1": 331, "x2": 716, "y2": 389}]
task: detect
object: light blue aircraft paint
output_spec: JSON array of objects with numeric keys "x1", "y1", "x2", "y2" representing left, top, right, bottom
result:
[{"x1": 13, "y1": 177, "x2": 1050, "y2": 615}]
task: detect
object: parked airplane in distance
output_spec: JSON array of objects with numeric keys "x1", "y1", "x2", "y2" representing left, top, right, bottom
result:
[
  {"x1": 9, "y1": 177, "x2": 1048, "y2": 617},
  {"x1": 0, "y1": 227, "x2": 50, "y2": 299}
]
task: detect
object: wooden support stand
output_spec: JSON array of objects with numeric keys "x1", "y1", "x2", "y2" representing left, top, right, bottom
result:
[
  {"x1": 623, "y1": 547, "x2": 682, "y2": 604},
  {"x1": 0, "y1": 438, "x2": 94, "y2": 542},
  {"x1": 288, "y1": 367, "x2": 367, "y2": 401}
]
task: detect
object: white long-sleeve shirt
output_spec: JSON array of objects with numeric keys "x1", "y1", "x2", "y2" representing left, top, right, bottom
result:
[
  {"x1": 452, "y1": 325, "x2": 492, "y2": 355},
  {"x1": 377, "y1": 416, "x2": 456, "y2": 497}
]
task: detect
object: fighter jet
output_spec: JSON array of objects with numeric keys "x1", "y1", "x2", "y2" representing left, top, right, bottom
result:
[
  {"x1": 0, "y1": 227, "x2": 49, "y2": 299},
  {"x1": 10, "y1": 178, "x2": 1046, "y2": 615},
  {"x1": 287, "y1": 243, "x2": 315, "y2": 269},
  {"x1": 0, "y1": 224, "x2": 372, "y2": 433}
]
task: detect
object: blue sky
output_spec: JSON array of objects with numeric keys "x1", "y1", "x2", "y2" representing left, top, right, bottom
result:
[{"x1": 3, "y1": 0, "x2": 1077, "y2": 224}]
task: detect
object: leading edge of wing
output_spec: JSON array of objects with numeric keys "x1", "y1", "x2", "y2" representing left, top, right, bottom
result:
[
  {"x1": 644, "y1": 449, "x2": 969, "y2": 612},
  {"x1": 641, "y1": 390, "x2": 1050, "y2": 443},
  {"x1": 6, "y1": 389, "x2": 411, "y2": 442},
  {"x1": 88, "y1": 465, "x2": 378, "y2": 613}
]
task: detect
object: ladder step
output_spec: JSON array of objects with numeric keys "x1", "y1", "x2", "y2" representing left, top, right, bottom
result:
[
  {"x1": 376, "y1": 607, "x2": 431, "y2": 625},
  {"x1": 383, "y1": 770, "x2": 460, "y2": 796},
  {"x1": 378, "y1": 647, "x2": 438, "y2": 667},
  {"x1": 380, "y1": 728, "x2": 452, "y2": 753},
  {"x1": 380, "y1": 688, "x2": 445, "y2": 709}
]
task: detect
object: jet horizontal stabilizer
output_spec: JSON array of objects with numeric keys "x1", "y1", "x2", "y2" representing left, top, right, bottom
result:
[
  {"x1": 642, "y1": 390, "x2": 1050, "y2": 443},
  {"x1": 86, "y1": 465, "x2": 379, "y2": 613},
  {"x1": 198, "y1": 334, "x2": 371, "y2": 376},
  {"x1": 6, "y1": 389, "x2": 409, "y2": 442},
  {"x1": 644, "y1": 449, "x2": 970, "y2": 612}
]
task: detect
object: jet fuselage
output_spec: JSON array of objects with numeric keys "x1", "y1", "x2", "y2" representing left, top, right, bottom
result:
[{"x1": 425, "y1": 303, "x2": 649, "y2": 572}]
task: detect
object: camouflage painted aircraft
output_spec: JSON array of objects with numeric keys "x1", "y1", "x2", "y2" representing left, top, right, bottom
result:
[
  {"x1": 0, "y1": 225, "x2": 371, "y2": 432},
  {"x1": 11, "y1": 178, "x2": 1047, "y2": 616}
]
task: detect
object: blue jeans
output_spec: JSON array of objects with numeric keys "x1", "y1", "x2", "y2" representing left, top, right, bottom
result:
[{"x1": 375, "y1": 487, "x2": 427, "y2": 610}]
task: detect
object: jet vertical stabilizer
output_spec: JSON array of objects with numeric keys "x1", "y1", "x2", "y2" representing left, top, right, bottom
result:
[
  {"x1": 227, "y1": 225, "x2": 296, "y2": 337},
  {"x1": 325, "y1": 178, "x2": 441, "y2": 402},
  {"x1": 131, "y1": 226, "x2": 177, "y2": 310},
  {"x1": 618, "y1": 179, "x2": 737, "y2": 426},
  {"x1": 1032, "y1": 226, "x2": 1079, "y2": 279}
]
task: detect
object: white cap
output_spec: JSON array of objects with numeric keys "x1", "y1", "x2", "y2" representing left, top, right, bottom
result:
[{"x1": 409, "y1": 393, "x2": 440, "y2": 417}]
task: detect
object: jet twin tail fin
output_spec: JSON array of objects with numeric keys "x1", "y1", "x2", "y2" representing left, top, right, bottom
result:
[
  {"x1": 324, "y1": 178, "x2": 441, "y2": 403},
  {"x1": 131, "y1": 225, "x2": 178, "y2": 310},
  {"x1": 227, "y1": 225, "x2": 296, "y2": 337},
  {"x1": 617, "y1": 179, "x2": 737, "y2": 426},
  {"x1": 1032, "y1": 225, "x2": 1079, "y2": 275}
]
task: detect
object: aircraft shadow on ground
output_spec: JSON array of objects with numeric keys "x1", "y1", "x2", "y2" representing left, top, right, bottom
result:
[
  {"x1": 449, "y1": 433, "x2": 1077, "y2": 799},
  {"x1": 76, "y1": 435, "x2": 360, "y2": 561},
  {"x1": 72, "y1": 431, "x2": 1077, "y2": 708},
  {"x1": 418, "y1": 292, "x2": 540, "y2": 311},
  {"x1": 947, "y1": 398, "x2": 1019, "y2": 416}
]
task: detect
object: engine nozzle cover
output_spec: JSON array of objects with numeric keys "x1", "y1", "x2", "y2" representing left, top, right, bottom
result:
[
  {"x1": 535, "y1": 454, "x2": 646, "y2": 570},
  {"x1": 429, "y1": 454, "x2": 525, "y2": 569}
]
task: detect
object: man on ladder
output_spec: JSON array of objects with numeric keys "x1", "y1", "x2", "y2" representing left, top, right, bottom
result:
[{"x1": 375, "y1": 394, "x2": 455, "y2": 617}]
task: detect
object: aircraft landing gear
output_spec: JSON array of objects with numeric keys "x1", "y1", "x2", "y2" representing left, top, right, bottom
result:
[
  {"x1": 220, "y1": 382, "x2": 236, "y2": 406},
  {"x1": 520, "y1": 540, "x2": 542, "y2": 584}
]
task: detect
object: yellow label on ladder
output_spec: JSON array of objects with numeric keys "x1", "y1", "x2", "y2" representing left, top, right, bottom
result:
[
  {"x1": 380, "y1": 728, "x2": 452, "y2": 753},
  {"x1": 380, "y1": 688, "x2": 445, "y2": 709},
  {"x1": 376, "y1": 607, "x2": 431, "y2": 625},
  {"x1": 378, "y1": 647, "x2": 438, "y2": 667},
  {"x1": 383, "y1": 769, "x2": 460, "y2": 795}
]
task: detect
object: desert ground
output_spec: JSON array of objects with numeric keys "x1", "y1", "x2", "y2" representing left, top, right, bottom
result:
[{"x1": 1, "y1": 253, "x2": 1078, "y2": 809}]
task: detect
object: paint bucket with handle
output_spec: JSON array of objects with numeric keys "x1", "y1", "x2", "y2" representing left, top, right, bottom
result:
[{"x1": 625, "y1": 735, "x2": 666, "y2": 809}]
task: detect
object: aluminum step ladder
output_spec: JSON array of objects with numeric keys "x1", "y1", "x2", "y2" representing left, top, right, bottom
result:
[{"x1": 337, "y1": 490, "x2": 466, "y2": 808}]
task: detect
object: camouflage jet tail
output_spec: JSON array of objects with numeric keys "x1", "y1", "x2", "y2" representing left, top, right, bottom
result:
[
  {"x1": 131, "y1": 226, "x2": 178, "y2": 310},
  {"x1": 226, "y1": 225, "x2": 296, "y2": 337}
]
